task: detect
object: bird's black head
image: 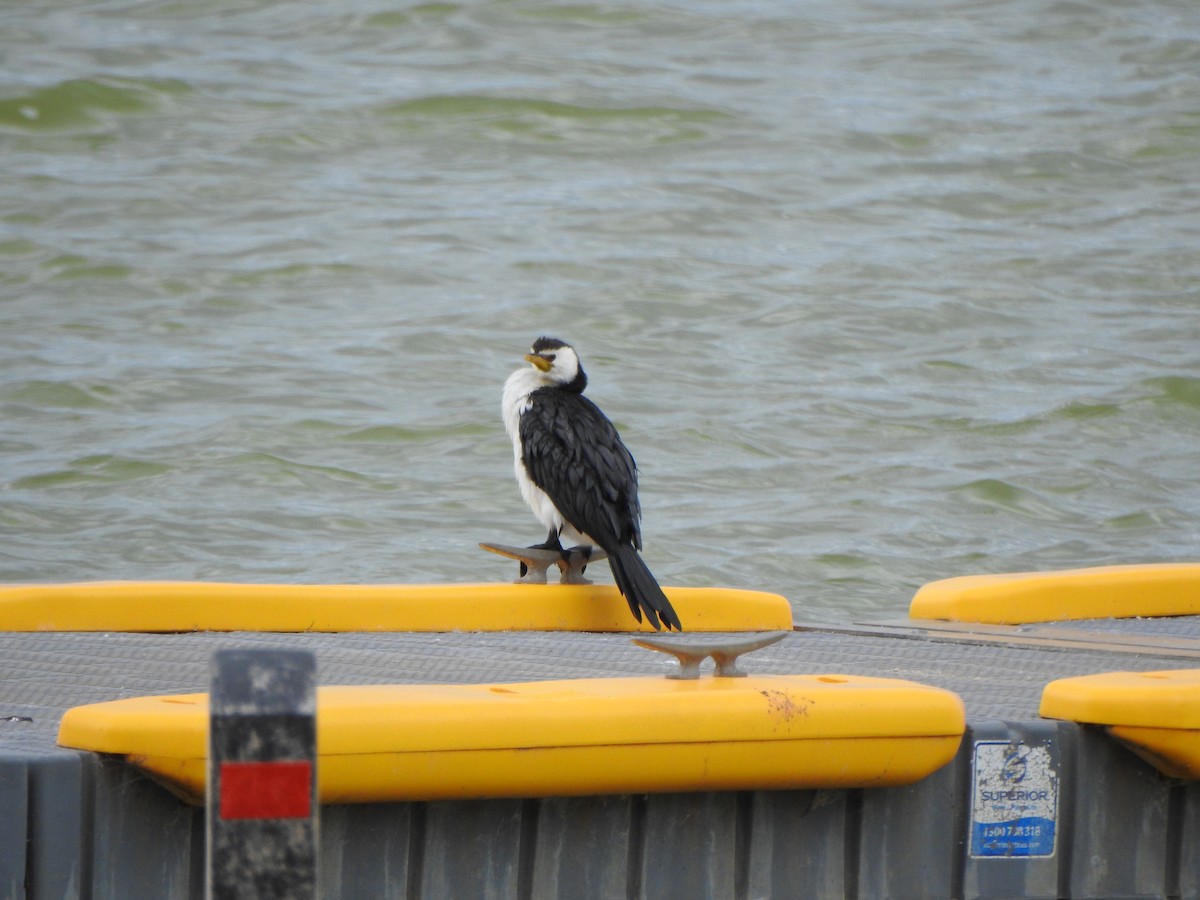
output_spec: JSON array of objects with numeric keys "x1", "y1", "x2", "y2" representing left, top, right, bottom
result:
[
  {"x1": 524, "y1": 336, "x2": 587, "y2": 393},
  {"x1": 531, "y1": 336, "x2": 569, "y2": 354}
]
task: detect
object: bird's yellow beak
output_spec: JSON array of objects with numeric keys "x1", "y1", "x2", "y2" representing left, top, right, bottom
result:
[{"x1": 524, "y1": 353, "x2": 553, "y2": 373}]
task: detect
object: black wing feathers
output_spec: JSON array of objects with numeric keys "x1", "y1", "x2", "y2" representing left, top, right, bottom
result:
[
  {"x1": 519, "y1": 389, "x2": 641, "y2": 550},
  {"x1": 519, "y1": 387, "x2": 680, "y2": 631}
]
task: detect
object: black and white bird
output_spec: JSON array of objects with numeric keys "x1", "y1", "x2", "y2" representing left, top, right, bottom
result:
[{"x1": 502, "y1": 337, "x2": 682, "y2": 631}]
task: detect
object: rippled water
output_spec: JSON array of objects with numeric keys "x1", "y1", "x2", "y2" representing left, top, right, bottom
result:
[{"x1": 3, "y1": 0, "x2": 1198, "y2": 623}]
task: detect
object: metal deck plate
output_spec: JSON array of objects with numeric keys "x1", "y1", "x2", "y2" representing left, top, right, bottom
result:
[{"x1": 5, "y1": 617, "x2": 1200, "y2": 757}]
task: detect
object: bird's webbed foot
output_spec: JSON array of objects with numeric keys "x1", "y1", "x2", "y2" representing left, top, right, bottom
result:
[{"x1": 520, "y1": 530, "x2": 564, "y2": 577}]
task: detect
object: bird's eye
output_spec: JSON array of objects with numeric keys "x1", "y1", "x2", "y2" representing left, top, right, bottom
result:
[{"x1": 546, "y1": 354, "x2": 556, "y2": 362}]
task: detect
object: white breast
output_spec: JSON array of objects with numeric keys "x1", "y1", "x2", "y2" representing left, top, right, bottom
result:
[{"x1": 500, "y1": 367, "x2": 589, "y2": 545}]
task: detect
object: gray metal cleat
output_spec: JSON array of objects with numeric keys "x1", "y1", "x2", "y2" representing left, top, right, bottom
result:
[
  {"x1": 480, "y1": 542, "x2": 607, "y2": 585},
  {"x1": 633, "y1": 631, "x2": 789, "y2": 679}
]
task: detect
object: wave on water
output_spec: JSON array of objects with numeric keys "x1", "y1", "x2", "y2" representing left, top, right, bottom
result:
[
  {"x1": 0, "y1": 77, "x2": 188, "y2": 132},
  {"x1": 374, "y1": 94, "x2": 733, "y2": 148}
]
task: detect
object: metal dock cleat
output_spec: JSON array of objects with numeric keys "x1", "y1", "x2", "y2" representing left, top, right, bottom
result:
[
  {"x1": 633, "y1": 631, "x2": 789, "y2": 679},
  {"x1": 480, "y1": 542, "x2": 608, "y2": 585}
]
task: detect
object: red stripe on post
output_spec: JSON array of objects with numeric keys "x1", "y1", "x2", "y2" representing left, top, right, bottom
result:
[{"x1": 219, "y1": 761, "x2": 313, "y2": 820}]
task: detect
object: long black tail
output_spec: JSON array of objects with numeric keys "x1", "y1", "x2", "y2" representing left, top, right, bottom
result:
[{"x1": 608, "y1": 545, "x2": 682, "y2": 631}]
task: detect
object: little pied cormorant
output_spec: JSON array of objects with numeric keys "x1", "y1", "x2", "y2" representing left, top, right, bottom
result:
[{"x1": 502, "y1": 337, "x2": 682, "y2": 631}]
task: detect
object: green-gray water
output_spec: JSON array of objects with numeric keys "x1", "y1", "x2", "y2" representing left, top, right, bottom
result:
[{"x1": 3, "y1": 0, "x2": 1198, "y2": 623}]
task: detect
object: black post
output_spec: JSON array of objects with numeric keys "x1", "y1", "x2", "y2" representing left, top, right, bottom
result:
[{"x1": 207, "y1": 649, "x2": 318, "y2": 900}]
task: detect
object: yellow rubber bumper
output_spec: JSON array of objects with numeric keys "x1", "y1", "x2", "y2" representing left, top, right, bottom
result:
[
  {"x1": 1040, "y1": 669, "x2": 1200, "y2": 779},
  {"x1": 58, "y1": 674, "x2": 965, "y2": 802},
  {"x1": 0, "y1": 581, "x2": 793, "y2": 633},
  {"x1": 909, "y1": 563, "x2": 1200, "y2": 624}
]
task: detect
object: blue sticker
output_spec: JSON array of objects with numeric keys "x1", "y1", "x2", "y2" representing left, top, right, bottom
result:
[{"x1": 970, "y1": 741, "x2": 1058, "y2": 858}]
